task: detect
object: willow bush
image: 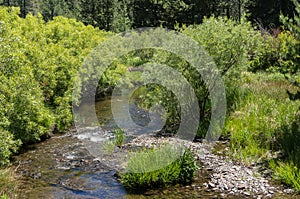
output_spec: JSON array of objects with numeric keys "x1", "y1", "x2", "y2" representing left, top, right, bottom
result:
[
  {"x1": 131, "y1": 17, "x2": 263, "y2": 137},
  {"x1": 0, "y1": 6, "x2": 110, "y2": 165}
]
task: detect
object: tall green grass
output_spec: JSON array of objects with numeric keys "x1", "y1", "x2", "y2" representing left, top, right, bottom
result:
[
  {"x1": 120, "y1": 144, "x2": 198, "y2": 193},
  {"x1": 226, "y1": 94, "x2": 298, "y2": 163},
  {"x1": 225, "y1": 72, "x2": 300, "y2": 191},
  {"x1": 269, "y1": 111, "x2": 300, "y2": 191}
]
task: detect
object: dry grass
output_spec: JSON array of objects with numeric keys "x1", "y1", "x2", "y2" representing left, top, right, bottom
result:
[{"x1": 0, "y1": 168, "x2": 19, "y2": 199}]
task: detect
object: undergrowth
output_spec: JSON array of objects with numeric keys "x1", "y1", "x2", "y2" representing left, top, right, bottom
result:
[
  {"x1": 0, "y1": 168, "x2": 19, "y2": 199},
  {"x1": 225, "y1": 72, "x2": 300, "y2": 190}
]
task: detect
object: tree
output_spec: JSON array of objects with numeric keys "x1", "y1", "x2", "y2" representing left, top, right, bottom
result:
[
  {"x1": 40, "y1": 0, "x2": 81, "y2": 21},
  {"x1": 78, "y1": 0, "x2": 115, "y2": 30},
  {"x1": 246, "y1": 0, "x2": 295, "y2": 29},
  {"x1": 0, "y1": 0, "x2": 39, "y2": 17},
  {"x1": 110, "y1": 0, "x2": 133, "y2": 32}
]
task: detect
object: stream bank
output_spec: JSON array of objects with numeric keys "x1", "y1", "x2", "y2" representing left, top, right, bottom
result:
[
  {"x1": 13, "y1": 132, "x2": 298, "y2": 198},
  {"x1": 11, "y1": 97, "x2": 298, "y2": 198},
  {"x1": 128, "y1": 135, "x2": 298, "y2": 198}
]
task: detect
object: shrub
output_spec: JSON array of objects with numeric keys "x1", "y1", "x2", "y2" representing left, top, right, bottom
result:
[
  {"x1": 280, "y1": 0, "x2": 300, "y2": 74},
  {"x1": 248, "y1": 31, "x2": 298, "y2": 74},
  {"x1": 179, "y1": 17, "x2": 262, "y2": 137},
  {"x1": 181, "y1": 17, "x2": 260, "y2": 87},
  {"x1": 0, "y1": 6, "x2": 111, "y2": 164},
  {"x1": 120, "y1": 145, "x2": 198, "y2": 192},
  {"x1": 0, "y1": 130, "x2": 20, "y2": 166}
]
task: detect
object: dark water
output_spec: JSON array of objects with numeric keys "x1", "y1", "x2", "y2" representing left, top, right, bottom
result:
[{"x1": 13, "y1": 97, "x2": 236, "y2": 199}]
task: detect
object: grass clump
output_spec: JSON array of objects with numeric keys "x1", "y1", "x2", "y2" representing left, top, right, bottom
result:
[
  {"x1": 0, "y1": 169, "x2": 19, "y2": 199},
  {"x1": 269, "y1": 111, "x2": 300, "y2": 191},
  {"x1": 102, "y1": 140, "x2": 115, "y2": 155},
  {"x1": 270, "y1": 161, "x2": 300, "y2": 191},
  {"x1": 120, "y1": 144, "x2": 198, "y2": 193},
  {"x1": 101, "y1": 129, "x2": 125, "y2": 155},
  {"x1": 114, "y1": 128, "x2": 125, "y2": 147}
]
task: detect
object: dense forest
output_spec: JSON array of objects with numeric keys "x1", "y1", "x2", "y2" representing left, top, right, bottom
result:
[
  {"x1": 0, "y1": 0, "x2": 297, "y2": 30},
  {"x1": 0, "y1": 0, "x2": 299, "y2": 198}
]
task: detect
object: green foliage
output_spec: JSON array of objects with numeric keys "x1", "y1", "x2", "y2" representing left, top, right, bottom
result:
[
  {"x1": 78, "y1": 0, "x2": 133, "y2": 31},
  {"x1": 280, "y1": 0, "x2": 300, "y2": 99},
  {"x1": 0, "y1": 169, "x2": 19, "y2": 198},
  {"x1": 97, "y1": 17, "x2": 262, "y2": 139},
  {"x1": 263, "y1": 3, "x2": 300, "y2": 190},
  {"x1": 226, "y1": 72, "x2": 300, "y2": 164},
  {"x1": 270, "y1": 160, "x2": 300, "y2": 191},
  {"x1": 249, "y1": 31, "x2": 299, "y2": 74},
  {"x1": 102, "y1": 140, "x2": 115, "y2": 155},
  {"x1": 40, "y1": 0, "x2": 81, "y2": 21},
  {"x1": 114, "y1": 128, "x2": 125, "y2": 147},
  {"x1": 0, "y1": 130, "x2": 20, "y2": 166},
  {"x1": 227, "y1": 95, "x2": 298, "y2": 163},
  {"x1": 0, "y1": 0, "x2": 247, "y2": 31},
  {"x1": 180, "y1": 17, "x2": 261, "y2": 136},
  {"x1": 181, "y1": 17, "x2": 260, "y2": 86},
  {"x1": 268, "y1": 110, "x2": 300, "y2": 190},
  {"x1": 0, "y1": 6, "x2": 110, "y2": 165},
  {"x1": 120, "y1": 145, "x2": 197, "y2": 192},
  {"x1": 178, "y1": 148, "x2": 199, "y2": 183},
  {"x1": 245, "y1": 0, "x2": 295, "y2": 28},
  {"x1": 109, "y1": 0, "x2": 133, "y2": 32},
  {"x1": 281, "y1": 0, "x2": 300, "y2": 42}
]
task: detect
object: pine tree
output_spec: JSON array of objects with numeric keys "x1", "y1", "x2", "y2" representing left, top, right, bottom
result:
[
  {"x1": 110, "y1": 0, "x2": 133, "y2": 32},
  {"x1": 246, "y1": 0, "x2": 295, "y2": 29}
]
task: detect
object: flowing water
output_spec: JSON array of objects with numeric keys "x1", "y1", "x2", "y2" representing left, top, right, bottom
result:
[{"x1": 13, "y1": 97, "x2": 236, "y2": 199}]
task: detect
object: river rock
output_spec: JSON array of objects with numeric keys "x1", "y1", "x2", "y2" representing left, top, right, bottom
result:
[{"x1": 126, "y1": 135, "x2": 296, "y2": 198}]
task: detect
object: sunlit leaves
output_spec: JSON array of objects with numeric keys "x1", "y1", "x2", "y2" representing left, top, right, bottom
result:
[{"x1": 0, "y1": 7, "x2": 110, "y2": 165}]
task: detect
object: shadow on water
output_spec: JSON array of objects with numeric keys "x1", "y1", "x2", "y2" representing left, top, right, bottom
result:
[{"x1": 13, "y1": 97, "x2": 238, "y2": 198}]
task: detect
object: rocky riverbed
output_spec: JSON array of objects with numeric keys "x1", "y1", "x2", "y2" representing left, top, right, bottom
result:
[
  {"x1": 12, "y1": 97, "x2": 299, "y2": 198},
  {"x1": 126, "y1": 134, "x2": 297, "y2": 198},
  {"x1": 13, "y1": 131, "x2": 299, "y2": 199}
]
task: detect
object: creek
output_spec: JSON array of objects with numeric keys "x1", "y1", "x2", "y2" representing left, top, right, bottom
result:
[{"x1": 13, "y1": 97, "x2": 238, "y2": 198}]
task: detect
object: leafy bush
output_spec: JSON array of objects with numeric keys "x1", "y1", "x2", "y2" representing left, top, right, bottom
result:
[
  {"x1": 181, "y1": 17, "x2": 260, "y2": 87},
  {"x1": 0, "y1": 130, "x2": 20, "y2": 166},
  {"x1": 281, "y1": 0, "x2": 300, "y2": 73},
  {"x1": 0, "y1": 6, "x2": 110, "y2": 165},
  {"x1": 248, "y1": 30, "x2": 299, "y2": 74},
  {"x1": 178, "y1": 17, "x2": 262, "y2": 137},
  {"x1": 120, "y1": 145, "x2": 197, "y2": 192}
]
